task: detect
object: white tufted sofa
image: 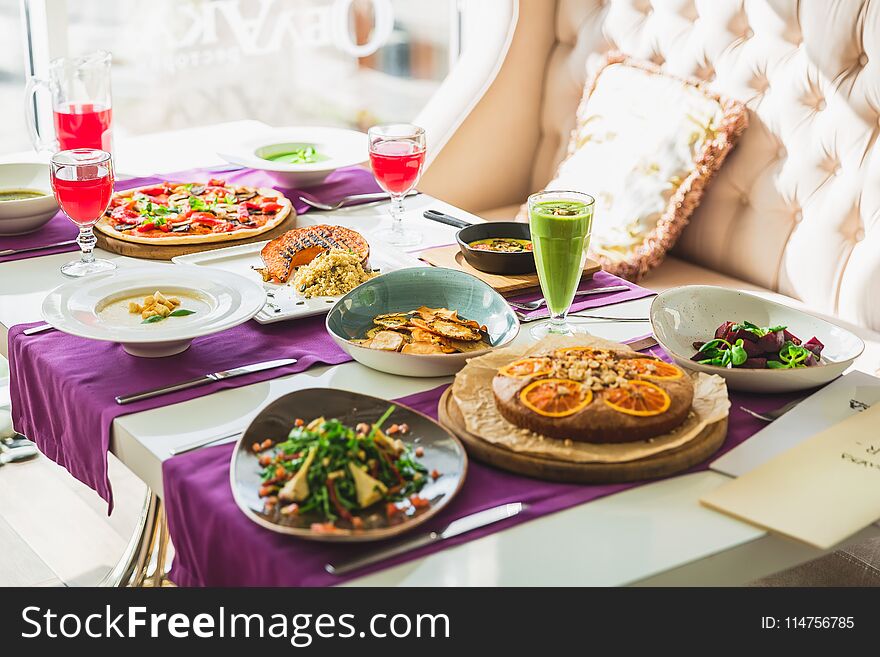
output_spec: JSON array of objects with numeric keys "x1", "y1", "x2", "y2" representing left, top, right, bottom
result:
[
  {"x1": 417, "y1": 0, "x2": 880, "y2": 584},
  {"x1": 419, "y1": 0, "x2": 880, "y2": 337}
]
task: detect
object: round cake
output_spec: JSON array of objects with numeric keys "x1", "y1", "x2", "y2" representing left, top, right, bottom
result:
[{"x1": 492, "y1": 346, "x2": 694, "y2": 443}]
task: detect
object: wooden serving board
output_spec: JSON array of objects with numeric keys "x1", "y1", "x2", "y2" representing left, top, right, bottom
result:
[
  {"x1": 438, "y1": 388, "x2": 728, "y2": 484},
  {"x1": 419, "y1": 244, "x2": 600, "y2": 296},
  {"x1": 94, "y1": 212, "x2": 297, "y2": 261}
]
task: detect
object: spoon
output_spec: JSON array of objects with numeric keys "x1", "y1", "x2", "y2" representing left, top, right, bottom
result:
[{"x1": 508, "y1": 285, "x2": 630, "y2": 311}]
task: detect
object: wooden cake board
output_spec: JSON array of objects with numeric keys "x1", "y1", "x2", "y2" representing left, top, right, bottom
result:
[
  {"x1": 437, "y1": 388, "x2": 728, "y2": 484},
  {"x1": 94, "y1": 212, "x2": 297, "y2": 261},
  {"x1": 419, "y1": 244, "x2": 601, "y2": 296}
]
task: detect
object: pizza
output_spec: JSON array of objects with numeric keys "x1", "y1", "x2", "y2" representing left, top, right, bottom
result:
[{"x1": 95, "y1": 178, "x2": 293, "y2": 245}]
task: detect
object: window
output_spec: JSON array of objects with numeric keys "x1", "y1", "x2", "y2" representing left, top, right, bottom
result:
[
  {"x1": 0, "y1": 0, "x2": 29, "y2": 152},
  {"x1": 4, "y1": 0, "x2": 460, "y2": 154}
]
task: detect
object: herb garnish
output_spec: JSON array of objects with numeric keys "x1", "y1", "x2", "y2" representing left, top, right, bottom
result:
[{"x1": 141, "y1": 308, "x2": 196, "y2": 324}]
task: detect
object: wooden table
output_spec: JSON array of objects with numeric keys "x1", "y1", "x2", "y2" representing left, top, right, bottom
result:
[{"x1": 2, "y1": 120, "x2": 879, "y2": 586}]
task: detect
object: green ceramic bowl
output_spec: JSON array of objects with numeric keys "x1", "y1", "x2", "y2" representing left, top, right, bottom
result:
[{"x1": 326, "y1": 267, "x2": 520, "y2": 377}]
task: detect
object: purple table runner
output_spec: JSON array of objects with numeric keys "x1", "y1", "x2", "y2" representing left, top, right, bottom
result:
[
  {"x1": 163, "y1": 343, "x2": 799, "y2": 587},
  {"x1": 7, "y1": 318, "x2": 352, "y2": 511},
  {"x1": 0, "y1": 166, "x2": 379, "y2": 264},
  {"x1": 508, "y1": 270, "x2": 654, "y2": 318}
]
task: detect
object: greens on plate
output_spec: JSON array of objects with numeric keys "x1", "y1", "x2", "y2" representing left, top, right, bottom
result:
[
  {"x1": 254, "y1": 406, "x2": 440, "y2": 534},
  {"x1": 692, "y1": 320, "x2": 824, "y2": 370}
]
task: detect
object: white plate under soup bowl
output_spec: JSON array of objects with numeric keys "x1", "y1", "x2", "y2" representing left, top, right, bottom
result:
[
  {"x1": 0, "y1": 163, "x2": 59, "y2": 235},
  {"x1": 218, "y1": 126, "x2": 368, "y2": 188},
  {"x1": 42, "y1": 265, "x2": 266, "y2": 357},
  {"x1": 650, "y1": 285, "x2": 865, "y2": 393}
]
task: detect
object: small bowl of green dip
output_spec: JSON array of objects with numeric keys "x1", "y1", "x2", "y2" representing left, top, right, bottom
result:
[
  {"x1": 218, "y1": 127, "x2": 368, "y2": 188},
  {"x1": 0, "y1": 163, "x2": 60, "y2": 235}
]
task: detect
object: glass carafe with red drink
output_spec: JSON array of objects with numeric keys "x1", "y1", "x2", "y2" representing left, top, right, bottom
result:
[
  {"x1": 26, "y1": 51, "x2": 113, "y2": 153},
  {"x1": 49, "y1": 149, "x2": 116, "y2": 277},
  {"x1": 368, "y1": 124, "x2": 426, "y2": 247}
]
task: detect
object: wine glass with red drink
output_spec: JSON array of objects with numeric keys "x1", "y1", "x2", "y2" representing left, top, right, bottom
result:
[
  {"x1": 368, "y1": 124, "x2": 426, "y2": 247},
  {"x1": 49, "y1": 149, "x2": 116, "y2": 277}
]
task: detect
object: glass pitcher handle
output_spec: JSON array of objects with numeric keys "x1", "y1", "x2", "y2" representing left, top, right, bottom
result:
[{"x1": 24, "y1": 77, "x2": 57, "y2": 153}]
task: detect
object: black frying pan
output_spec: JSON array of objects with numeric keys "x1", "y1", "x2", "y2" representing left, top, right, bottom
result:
[{"x1": 423, "y1": 209, "x2": 536, "y2": 275}]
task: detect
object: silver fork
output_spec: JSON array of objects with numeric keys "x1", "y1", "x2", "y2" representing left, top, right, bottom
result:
[
  {"x1": 299, "y1": 190, "x2": 418, "y2": 212},
  {"x1": 739, "y1": 398, "x2": 804, "y2": 422},
  {"x1": 508, "y1": 285, "x2": 630, "y2": 311}
]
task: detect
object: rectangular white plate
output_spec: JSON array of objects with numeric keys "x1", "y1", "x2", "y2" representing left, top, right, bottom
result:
[{"x1": 172, "y1": 240, "x2": 425, "y2": 323}]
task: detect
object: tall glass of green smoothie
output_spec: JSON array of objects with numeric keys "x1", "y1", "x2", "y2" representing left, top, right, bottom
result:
[{"x1": 527, "y1": 190, "x2": 595, "y2": 339}]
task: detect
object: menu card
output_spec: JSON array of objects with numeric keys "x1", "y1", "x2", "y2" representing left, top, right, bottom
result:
[
  {"x1": 711, "y1": 370, "x2": 880, "y2": 477},
  {"x1": 700, "y1": 403, "x2": 880, "y2": 549}
]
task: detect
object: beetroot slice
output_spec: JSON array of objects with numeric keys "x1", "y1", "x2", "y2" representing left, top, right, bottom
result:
[
  {"x1": 715, "y1": 321, "x2": 734, "y2": 340},
  {"x1": 783, "y1": 329, "x2": 802, "y2": 346},
  {"x1": 743, "y1": 357, "x2": 767, "y2": 368},
  {"x1": 803, "y1": 336, "x2": 824, "y2": 357},
  {"x1": 756, "y1": 330, "x2": 784, "y2": 353},
  {"x1": 741, "y1": 339, "x2": 764, "y2": 357}
]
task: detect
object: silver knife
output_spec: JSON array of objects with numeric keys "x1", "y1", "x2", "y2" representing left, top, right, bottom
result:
[
  {"x1": 325, "y1": 502, "x2": 525, "y2": 576},
  {"x1": 0, "y1": 240, "x2": 78, "y2": 257},
  {"x1": 114, "y1": 358, "x2": 297, "y2": 405}
]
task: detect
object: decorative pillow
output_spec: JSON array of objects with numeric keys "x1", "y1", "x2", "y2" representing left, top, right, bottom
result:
[{"x1": 523, "y1": 52, "x2": 748, "y2": 281}]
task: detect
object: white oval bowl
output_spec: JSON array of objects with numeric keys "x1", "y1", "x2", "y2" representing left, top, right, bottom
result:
[
  {"x1": 0, "y1": 163, "x2": 60, "y2": 235},
  {"x1": 650, "y1": 285, "x2": 865, "y2": 393},
  {"x1": 42, "y1": 265, "x2": 266, "y2": 357},
  {"x1": 218, "y1": 126, "x2": 368, "y2": 188}
]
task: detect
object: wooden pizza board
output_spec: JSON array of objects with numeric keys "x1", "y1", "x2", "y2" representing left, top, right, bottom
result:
[
  {"x1": 94, "y1": 211, "x2": 297, "y2": 261},
  {"x1": 437, "y1": 388, "x2": 728, "y2": 484},
  {"x1": 419, "y1": 244, "x2": 601, "y2": 296}
]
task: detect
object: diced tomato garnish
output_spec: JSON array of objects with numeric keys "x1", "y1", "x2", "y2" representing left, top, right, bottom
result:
[
  {"x1": 409, "y1": 495, "x2": 430, "y2": 509},
  {"x1": 260, "y1": 202, "x2": 282, "y2": 213},
  {"x1": 136, "y1": 222, "x2": 156, "y2": 233},
  {"x1": 159, "y1": 223, "x2": 171, "y2": 232},
  {"x1": 110, "y1": 206, "x2": 140, "y2": 223},
  {"x1": 351, "y1": 517, "x2": 364, "y2": 530},
  {"x1": 188, "y1": 212, "x2": 222, "y2": 225},
  {"x1": 140, "y1": 184, "x2": 170, "y2": 196},
  {"x1": 310, "y1": 522, "x2": 338, "y2": 533},
  {"x1": 242, "y1": 201, "x2": 262, "y2": 210},
  {"x1": 386, "y1": 502, "x2": 401, "y2": 518},
  {"x1": 207, "y1": 178, "x2": 226, "y2": 187}
]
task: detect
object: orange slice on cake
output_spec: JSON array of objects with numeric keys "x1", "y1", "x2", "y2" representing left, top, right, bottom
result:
[
  {"x1": 499, "y1": 357, "x2": 552, "y2": 378},
  {"x1": 519, "y1": 378, "x2": 592, "y2": 417},
  {"x1": 626, "y1": 358, "x2": 683, "y2": 380},
  {"x1": 603, "y1": 380, "x2": 671, "y2": 416}
]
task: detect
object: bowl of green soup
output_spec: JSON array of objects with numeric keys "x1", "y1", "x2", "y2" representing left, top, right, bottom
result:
[
  {"x1": 218, "y1": 127, "x2": 368, "y2": 188},
  {"x1": 0, "y1": 163, "x2": 59, "y2": 235}
]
